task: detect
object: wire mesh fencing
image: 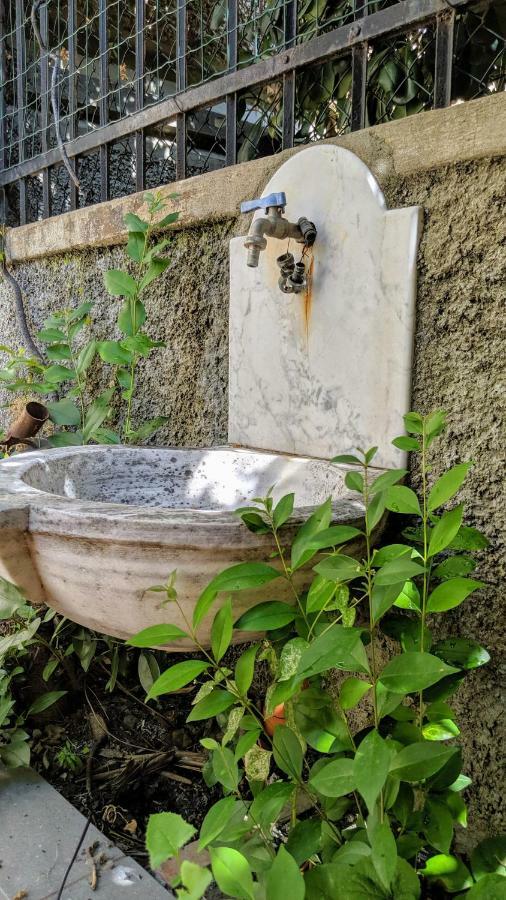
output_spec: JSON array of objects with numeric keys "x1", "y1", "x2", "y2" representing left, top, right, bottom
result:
[{"x1": 1, "y1": 0, "x2": 505, "y2": 226}]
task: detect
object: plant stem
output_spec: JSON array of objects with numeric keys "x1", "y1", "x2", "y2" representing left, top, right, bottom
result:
[
  {"x1": 64, "y1": 315, "x2": 86, "y2": 436},
  {"x1": 418, "y1": 422, "x2": 429, "y2": 726},
  {"x1": 269, "y1": 516, "x2": 310, "y2": 630},
  {"x1": 122, "y1": 210, "x2": 154, "y2": 442}
]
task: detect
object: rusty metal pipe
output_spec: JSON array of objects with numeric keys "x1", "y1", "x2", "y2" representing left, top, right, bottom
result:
[{"x1": 3, "y1": 401, "x2": 49, "y2": 447}]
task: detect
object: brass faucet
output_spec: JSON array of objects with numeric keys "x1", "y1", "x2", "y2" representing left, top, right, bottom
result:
[{"x1": 240, "y1": 192, "x2": 317, "y2": 268}]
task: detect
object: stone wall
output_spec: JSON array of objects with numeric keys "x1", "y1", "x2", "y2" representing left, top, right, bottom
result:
[{"x1": 0, "y1": 94, "x2": 504, "y2": 847}]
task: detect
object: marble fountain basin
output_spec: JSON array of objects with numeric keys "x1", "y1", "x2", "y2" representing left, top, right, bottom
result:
[{"x1": 0, "y1": 445, "x2": 368, "y2": 649}]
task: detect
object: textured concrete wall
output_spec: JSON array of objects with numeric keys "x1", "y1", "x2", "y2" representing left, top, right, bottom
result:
[{"x1": 0, "y1": 109, "x2": 504, "y2": 848}]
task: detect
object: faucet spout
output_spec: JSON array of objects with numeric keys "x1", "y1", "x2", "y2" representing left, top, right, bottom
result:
[{"x1": 240, "y1": 192, "x2": 317, "y2": 269}]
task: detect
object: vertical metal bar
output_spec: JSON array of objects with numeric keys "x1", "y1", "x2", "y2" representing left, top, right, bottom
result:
[
  {"x1": 68, "y1": 0, "x2": 78, "y2": 208},
  {"x1": 98, "y1": 0, "x2": 109, "y2": 201},
  {"x1": 135, "y1": 0, "x2": 145, "y2": 192},
  {"x1": 0, "y1": 0, "x2": 6, "y2": 177},
  {"x1": 176, "y1": 0, "x2": 186, "y2": 180},
  {"x1": 434, "y1": 11, "x2": 454, "y2": 109},
  {"x1": 40, "y1": 2, "x2": 50, "y2": 218},
  {"x1": 282, "y1": 0, "x2": 297, "y2": 150},
  {"x1": 15, "y1": 0, "x2": 26, "y2": 223},
  {"x1": 225, "y1": 0, "x2": 237, "y2": 166},
  {"x1": 351, "y1": 43, "x2": 367, "y2": 131}
]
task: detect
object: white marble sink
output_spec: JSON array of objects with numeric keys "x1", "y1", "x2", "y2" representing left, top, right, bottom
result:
[{"x1": 0, "y1": 446, "x2": 367, "y2": 648}]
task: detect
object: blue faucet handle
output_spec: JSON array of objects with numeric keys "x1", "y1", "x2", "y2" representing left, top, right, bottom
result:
[{"x1": 240, "y1": 192, "x2": 287, "y2": 214}]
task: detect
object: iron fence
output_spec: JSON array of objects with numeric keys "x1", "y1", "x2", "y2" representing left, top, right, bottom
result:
[{"x1": 0, "y1": 0, "x2": 505, "y2": 227}]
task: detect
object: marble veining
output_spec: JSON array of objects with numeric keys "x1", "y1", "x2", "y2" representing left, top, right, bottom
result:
[{"x1": 229, "y1": 145, "x2": 422, "y2": 468}]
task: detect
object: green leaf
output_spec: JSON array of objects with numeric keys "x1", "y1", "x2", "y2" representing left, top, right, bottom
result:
[
  {"x1": 46, "y1": 343, "x2": 72, "y2": 361},
  {"x1": 314, "y1": 555, "x2": 364, "y2": 583},
  {"x1": 420, "y1": 854, "x2": 473, "y2": 892},
  {"x1": 138, "y1": 651, "x2": 160, "y2": 694},
  {"x1": 127, "y1": 624, "x2": 187, "y2": 646},
  {"x1": 291, "y1": 498, "x2": 332, "y2": 570},
  {"x1": 212, "y1": 745, "x2": 240, "y2": 791},
  {"x1": 37, "y1": 326, "x2": 66, "y2": 342},
  {"x1": 375, "y1": 558, "x2": 425, "y2": 586},
  {"x1": 432, "y1": 637, "x2": 490, "y2": 669},
  {"x1": 27, "y1": 690, "x2": 67, "y2": 716},
  {"x1": 47, "y1": 431, "x2": 84, "y2": 447},
  {"x1": 0, "y1": 579, "x2": 29, "y2": 621},
  {"x1": 187, "y1": 688, "x2": 235, "y2": 722},
  {"x1": 272, "y1": 725, "x2": 303, "y2": 780},
  {"x1": 423, "y1": 797, "x2": 454, "y2": 853},
  {"x1": 234, "y1": 601, "x2": 296, "y2": 632},
  {"x1": 193, "y1": 562, "x2": 280, "y2": 628},
  {"x1": 404, "y1": 411, "x2": 424, "y2": 434},
  {"x1": 471, "y1": 835, "x2": 506, "y2": 881},
  {"x1": 139, "y1": 257, "x2": 171, "y2": 291},
  {"x1": 178, "y1": 860, "x2": 212, "y2": 900},
  {"x1": 339, "y1": 677, "x2": 372, "y2": 710},
  {"x1": 266, "y1": 845, "x2": 305, "y2": 900},
  {"x1": 124, "y1": 212, "x2": 148, "y2": 232},
  {"x1": 428, "y1": 463, "x2": 472, "y2": 512},
  {"x1": 390, "y1": 742, "x2": 457, "y2": 782},
  {"x1": 385, "y1": 486, "x2": 421, "y2": 516},
  {"x1": 427, "y1": 577, "x2": 485, "y2": 613},
  {"x1": 392, "y1": 435, "x2": 420, "y2": 451},
  {"x1": 104, "y1": 269, "x2": 138, "y2": 297},
  {"x1": 428, "y1": 505, "x2": 464, "y2": 557},
  {"x1": 157, "y1": 210, "x2": 180, "y2": 228},
  {"x1": 379, "y1": 652, "x2": 457, "y2": 693},
  {"x1": 286, "y1": 819, "x2": 321, "y2": 865},
  {"x1": 76, "y1": 340, "x2": 96, "y2": 374},
  {"x1": 211, "y1": 598, "x2": 233, "y2": 662},
  {"x1": 118, "y1": 299, "x2": 146, "y2": 336},
  {"x1": 199, "y1": 796, "x2": 238, "y2": 849},
  {"x1": 296, "y1": 626, "x2": 370, "y2": 679},
  {"x1": 354, "y1": 730, "x2": 391, "y2": 812},
  {"x1": 303, "y1": 526, "x2": 362, "y2": 553},
  {"x1": 83, "y1": 388, "x2": 114, "y2": 442},
  {"x1": 433, "y1": 555, "x2": 476, "y2": 580},
  {"x1": 210, "y1": 847, "x2": 255, "y2": 900},
  {"x1": 310, "y1": 756, "x2": 355, "y2": 798},
  {"x1": 331, "y1": 454, "x2": 362, "y2": 464},
  {"x1": 273, "y1": 493, "x2": 294, "y2": 528},
  {"x1": 370, "y1": 821, "x2": 397, "y2": 891},
  {"x1": 465, "y1": 875, "x2": 506, "y2": 898},
  {"x1": 278, "y1": 637, "x2": 309, "y2": 681},
  {"x1": 249, "y1": 782, "x2": 294, "y2": 829},
  {"x1": 126, "y1": 230, "x2": 146, "y2": 262},
  {"x1": 46, "y1": 398, "x2": 81, "y2": 426},
  {"x1": 447, "y1": 525, "x2": 489, "y2": 551},
  {"x1": 424, "y1": 410, "x2": 447, "y2": 442},
  {"x1": 244, "y1": 744, "x2": 271, "y2": 782},
  {"x1": 147, "y1": 660, "x2": 210, "y2": 699},
  {"x1": 128, "y1": 416, "x2": 169, "y2": 442},
  {"x1": 146, "y1": 812, "x2": 196, "y2": 868},
  {"x1": 0, "y1": 735, "x2": 31, "y2": 767},
  {"x1": 369, "y1": 469, "x2": 407, "y2": 495},
  {"x1": 345, "y1": 471, "x2": 364, "y2": 493},
  {"x1": 234, "y1": 730, "x2": 261, "y2": 761},
  {"x1": 98, "y1": 340, "x2": 133, "y2": 366},
  {"x1": 44, "y1": 364, "x2": 75, "y2": 384},
  {"x1": 306, "y1": 576, "x2": 337, "y2": 614},
  {"x1": 234, "y1": 643, "x2": 258, "y2": 695}
]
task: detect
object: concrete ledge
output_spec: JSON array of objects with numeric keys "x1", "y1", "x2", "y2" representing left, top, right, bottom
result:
[{"x1": 5, "y1": 92, "x2": 506, "y2": 264}]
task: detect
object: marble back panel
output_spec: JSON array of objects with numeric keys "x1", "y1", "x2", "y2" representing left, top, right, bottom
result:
[{"x1": 228, "y1": 145, "x2": 422, "y2": 469}]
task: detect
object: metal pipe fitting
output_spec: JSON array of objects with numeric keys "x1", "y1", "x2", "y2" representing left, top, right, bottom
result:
[
  {"x1": 277, "y1": 252, "x2": 295, "y2": 278},
  {"x1": 287, "y1": 261, "x2": 307, "y2": 294},
  {"x1": 3, "y1": 401, "x2": 49, "y2": 447}
]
